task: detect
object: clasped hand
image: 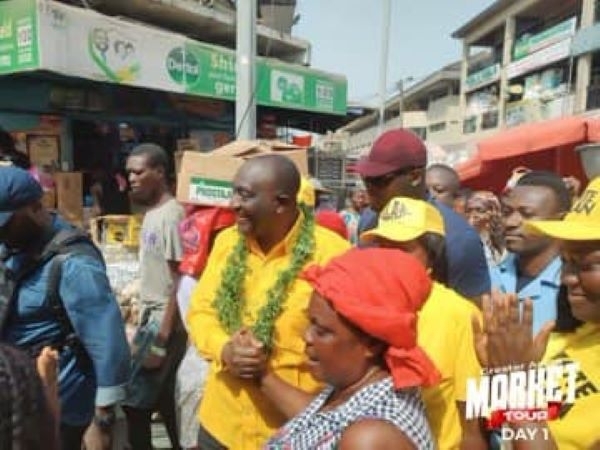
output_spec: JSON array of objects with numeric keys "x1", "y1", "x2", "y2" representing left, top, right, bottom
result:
[{"x1": 222, "y1": 328, "x2": 268, "y2": 379}]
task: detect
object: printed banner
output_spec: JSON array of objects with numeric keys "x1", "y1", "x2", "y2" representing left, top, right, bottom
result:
[
  {"x1": 0, "y1": 0, "x2": 39, "y2": 75},
  {"x1": 27, "y1": 0, "x2": 347, "y2": 115}
]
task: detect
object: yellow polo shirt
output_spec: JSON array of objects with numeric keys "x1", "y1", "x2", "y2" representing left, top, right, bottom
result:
[
  {"x1": 419, "y1": 282, "x2": 482, "y2": 450},
  {"x1": 544, "y1": 322, "x2": 600, "y2": 450},
  {"x1": 187, "y1": 217, "x2": 350, "y2": 449}
]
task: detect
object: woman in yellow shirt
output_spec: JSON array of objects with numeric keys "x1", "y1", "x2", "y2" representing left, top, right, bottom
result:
[
  {"x1": 361, "y1": 196, "x2": 487, "y2": 450},
  {"x1": 474, "y1": 177, "x2": 600, "y2": 450}
]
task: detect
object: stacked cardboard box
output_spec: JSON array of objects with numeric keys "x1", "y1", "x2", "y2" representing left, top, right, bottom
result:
[{"x1": 176, "y1": 140, "x2": 309, "y2": 207}]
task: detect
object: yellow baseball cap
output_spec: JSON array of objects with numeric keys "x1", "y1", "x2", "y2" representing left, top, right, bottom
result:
[
  {"x1": 525, "y1": 177, "x2": 600, "y2": 241},
  {"x1": 361, "y1": 197, "x2": 445, "y2": 243},
  {"x1": 297, "y1": 176, "x2": 315, "y2": 207}
]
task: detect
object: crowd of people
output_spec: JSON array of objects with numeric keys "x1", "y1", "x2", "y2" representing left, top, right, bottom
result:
[{"x1": 0, "y1": 126, "x2": 599, "y2": 450}]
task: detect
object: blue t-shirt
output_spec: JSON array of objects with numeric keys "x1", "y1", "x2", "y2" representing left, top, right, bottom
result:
[
  {"x1": 359, "y1": 201, "x2": 490, "y2": 299},
  {"x1": 435, "y1": 201, "x2": 491, "y2": 298},
  {"x1": 1, "y1": 215, "x2": 130, "y2": 426},
  {"x1": 489, "y1": 253, "x2": 561, "y2": 335}
]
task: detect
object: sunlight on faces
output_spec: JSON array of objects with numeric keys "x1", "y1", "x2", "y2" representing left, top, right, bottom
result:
[
  {"x1": 304, "y1": 292, "x2": 382, "y2": 388},
  {"x1": 501, "y1": 186, "x2": 561, "y2": 255},
  {"x1": 126, "y1": 154, "x2": 163, "y2": 206},
  {"x1": 561, "y1": 240, "x2": 600, "y2": 323},
  {"x1": 230, "y1": 164, "x2": 281, "y2": 238}
]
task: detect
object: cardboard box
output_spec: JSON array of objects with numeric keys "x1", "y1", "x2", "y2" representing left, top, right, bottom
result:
[
  {"x1": 211, "y1": 140, "x2": 309, "y2": 176},
  {"x1": 176, "y1": 138, "x2": 201, "y2": 153},
  {"x1": 175, "y1": 138, "x2": 202, "y2": 174},
  {"x1": 176, "y1": 140, "x2": 309, "y2": 206},
  {"x1": 54, "y1": 172, "x2": 83, "y2": 228},
  {"x1": 176, "y1": 152, "x2": 244, "y2": 206}
]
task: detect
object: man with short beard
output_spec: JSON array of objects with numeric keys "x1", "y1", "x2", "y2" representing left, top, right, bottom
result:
[
  {"x1": 492, "y1": 170, "x2": 572, "y2": 334},
  {"x1": 187, "y1": 154, "x2": 349, "y2": 449},
  {"x1": 122, "y1": 143, "x2": 187, "y2": 450},
  {"x1": 0, "y1": 166, "x2": 130, "y2": 450}
]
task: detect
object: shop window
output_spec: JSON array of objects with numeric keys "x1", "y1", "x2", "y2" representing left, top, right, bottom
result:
[
  {"x1": 410, "y1": 127, "x2": 427, "y2": 140},
  {"x1": 463, "y1": 116, "x2": 478, "y2": 134},
  {"x1": 481, "y1": 110, "x2": 498, "y2": 130},
  {"x1": 429, "y1": 122, "x2": 446, "y2": 133}
]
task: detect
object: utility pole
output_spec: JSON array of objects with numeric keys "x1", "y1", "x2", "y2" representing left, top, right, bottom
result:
[
  {"x1": 377, "y1": 0, "x2": 391, "y2": 134},
  {"x1": 397, "y1": 76, "x2": 414, "y2": 128},
  {"x1": 236, "y1": 0, "x2": 257, "y2": 139}
]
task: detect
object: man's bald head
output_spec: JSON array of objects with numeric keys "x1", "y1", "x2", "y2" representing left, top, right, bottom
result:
[
  {"x1": 232, "y1": 154, "x2": 302, "y2": 252},
  {"x1": 426, "y1": 164, "x2": 461, "y2": 208},
  {"x1": 240, "y1": 154, "x2": 301, "y2": 200}
]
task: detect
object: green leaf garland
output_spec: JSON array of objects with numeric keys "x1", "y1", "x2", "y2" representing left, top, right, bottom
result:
[{"x1": 212, "y1": 204, "x2": 316, "y2": 350}]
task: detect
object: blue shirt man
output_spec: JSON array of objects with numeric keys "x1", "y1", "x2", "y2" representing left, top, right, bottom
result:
[
  {"x1": 490, "y1": 253, "x2": 561, "y2": 334},
  {"x1": 492, "y1": 170, "x2": 573, "y2": 336},
  {"x1": 0, "y1": 166, "x2": 130, "y2": 447}
]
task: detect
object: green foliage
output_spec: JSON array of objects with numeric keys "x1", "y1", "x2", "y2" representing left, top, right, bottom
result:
[{"x1": 212, "y1": 204, "x2": 316, "y2": 350}]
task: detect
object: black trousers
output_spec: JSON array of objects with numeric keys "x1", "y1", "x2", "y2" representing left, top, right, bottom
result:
[
  {"x1": 197, "y1": 424, "x2": 227, "y2": 450},
  {"x1": 60, "y1": 422, "x2": 88, "y2": 450}
]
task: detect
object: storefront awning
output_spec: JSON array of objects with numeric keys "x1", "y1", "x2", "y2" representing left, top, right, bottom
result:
[
  {"x1": 456, "y1": 116, "x2": 600, "y2": 191},
  {"x1": 0, "y1": 0, "x2": 347, "y2": 117},
  {"x1": 477, "y1": 116, "x2": 597, "y2": 162}
]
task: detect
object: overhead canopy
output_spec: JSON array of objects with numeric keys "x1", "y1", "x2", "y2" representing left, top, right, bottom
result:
[
  {"x1": 477, "y1": 116, "x2": 600, "y2": 161},
  {"x1": 457, "y1": 116, "x2": 600, "y2": 192}
]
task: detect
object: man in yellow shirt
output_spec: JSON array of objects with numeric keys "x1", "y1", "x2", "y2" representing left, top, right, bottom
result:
[{"x1": 187, "y1": 154, "x2": 349, "y2": 449}]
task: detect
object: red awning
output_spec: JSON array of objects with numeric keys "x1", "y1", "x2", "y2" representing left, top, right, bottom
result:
[
  {"x1": 457, "y1": 116, "x2": 600, "y2": 183},
  {"x1": 477, "y1": 116, "x2": 594, "y2": 162},
  {"x1": 455, "y1": 155, "x2": 483, "y2": 180}
]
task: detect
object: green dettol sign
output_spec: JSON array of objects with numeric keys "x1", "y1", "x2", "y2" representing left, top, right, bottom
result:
[{"x1": 167, "y1": 46, "x2": 200, "y2": 86}]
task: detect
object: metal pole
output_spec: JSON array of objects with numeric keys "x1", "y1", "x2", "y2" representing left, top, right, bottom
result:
[
  {"x1": 398, "y1": 79, "x2": 404, "y2": 128},
  {"x1": 236, "y1": 0, "x2": 257, "y2": 139},
  {"x1": 378, "y1": 0, "x2": 391, "y2": 134}
]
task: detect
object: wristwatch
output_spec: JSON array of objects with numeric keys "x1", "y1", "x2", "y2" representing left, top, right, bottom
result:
[{"x1": 93, "y1": 409, "x2": 116, "y2": 430}]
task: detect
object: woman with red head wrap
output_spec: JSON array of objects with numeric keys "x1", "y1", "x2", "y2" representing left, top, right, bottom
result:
[{"x1": 264, "y1": 248, "x2": 438, "y2": 450}]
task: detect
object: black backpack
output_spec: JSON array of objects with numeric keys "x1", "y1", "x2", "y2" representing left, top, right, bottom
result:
[{"x1": 0, "y1": 228, "x2": 104, "y2": 359}]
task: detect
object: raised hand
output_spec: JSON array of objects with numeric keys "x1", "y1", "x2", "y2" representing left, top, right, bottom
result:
[{"x1": 472, "y1": 290, "x2": 554, "y2": 368}]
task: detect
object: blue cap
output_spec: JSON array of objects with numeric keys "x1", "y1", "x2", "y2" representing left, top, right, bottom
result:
[{"x1": 0, "y1": 166, "x2": 43, "y2": 228}]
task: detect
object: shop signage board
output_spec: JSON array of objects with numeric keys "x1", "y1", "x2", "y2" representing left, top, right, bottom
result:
[
  {"x1": 38, "y1": 0, "x2": 181, "y2": 94},
  {"x1": 26, "y1": 0, "x2": 347, "y2": 115},
  {"x1": 571, "y1": 23, "x2": 600, "y2": 56},
  {"x1": 507, "y1": 38, "x2": 572, "y2": 80},
  {"x1": 257, "y1": 59, "x2": 347, "y2": 114},
  {"x1": 465, "y1": 63, "x2": 500, "y2": 93},
  {"x1": 0, "y1": 0, "x2": 39, "y2": 74},
  {"x1": 513, "y1": 17, "x2": 577, "y2": 61}
]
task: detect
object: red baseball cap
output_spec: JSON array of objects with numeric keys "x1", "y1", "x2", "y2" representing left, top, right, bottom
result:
[{"x1": 355, "y1": 129, "x2": 427, "y2": 177}]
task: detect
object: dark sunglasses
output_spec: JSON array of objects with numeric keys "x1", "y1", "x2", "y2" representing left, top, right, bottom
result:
[{"x1": 363, "y1": 167, "x2": 415, "y2": 188}]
